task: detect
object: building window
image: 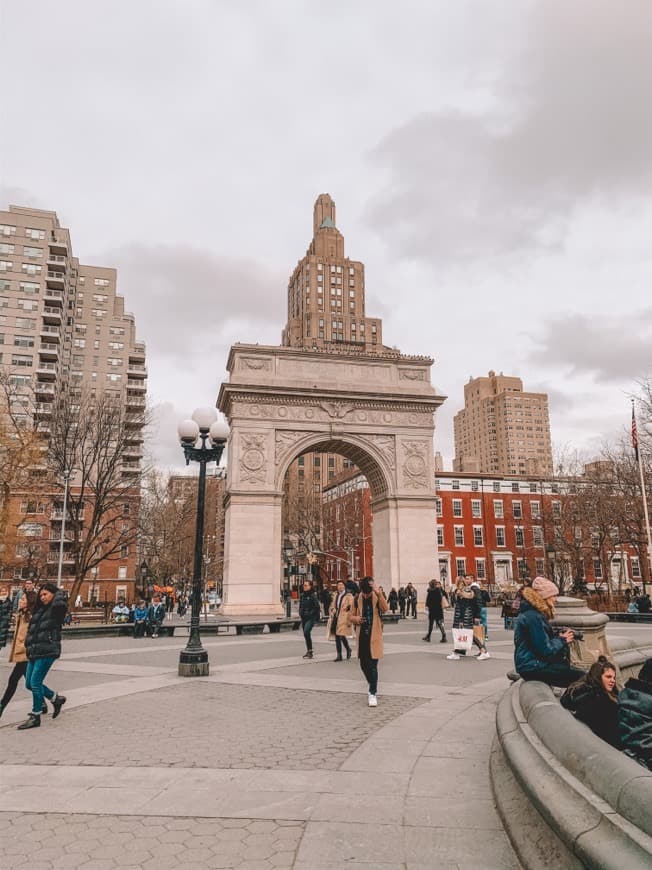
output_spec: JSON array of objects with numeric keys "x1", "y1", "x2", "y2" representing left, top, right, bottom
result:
[
  {"x1": 452, "y1": 480, "x2": 460, "y2": 490},
  {"x1": 120, "y1": 545, "x2": 129, "y2": 558},
  {"x1": 454, "y1": 526, "x2": 464, "y2": 546},
  {"x1": 631, "y1": 557, "x2": 641, "y2": 578},
  {"x1": 475, "y1": 558, "x2": 486, "y2": 579},
  {"x1": 473, "y1": 527, "x2": 484, "y2": 546},
  {"x1": 23, "y1": 246, "x2": 43, "y2": 258},
  {"x1": 471, "y1": 499, "x2": 481, "y2": 518},
  {"x1": 452, "y1": 499, "x2": 462, "y2": 517},
  {"x1": 511, "y1": 482, "x2": 520, "y2": 493},
  {"x1": 496, "y1": 527, "x2": 506, "y2": 547},
  {"x1": 535, "y1": 558, "x2": 545, "y2": 575},
  {"x1": 437, "y1": 526, "x2": 444, "y2": 547},
  {"x1": 493, "y1": 482, "x2": 501, "y2": 492},
  {"x1": 493, "y1": 500, "x2": 504, "y2": 519},
  {"x1": 435, "y1": 498, "x2": 442, "y2": 517},
  {"x1": 513, "y1": 501, "x2": 522, "y2": 519},
  {"x1": 25, "y1": 228, "x2": 45, "y2": 240},
  {"x1": 515, "y1": 527, "x2": 524, "y2": 547},
  {"x1": 533, "y1": 526, "x2": 544, "y2": 547},
  {"x1": 593, "y1": 558, "x2": 602, "y2": 579},
  {"x1": 118, "y1": 567, "x2": 127, "y2": 581},
  {"x1": 455, "y1": 558, "x2": 466, "y2": 578},
  {"x1": 0, "y1": 224, "x2": 17, "y2": 236},
  {"x1": 94, "y1": 278, "x2": 110, "y2": 287},
  {"x1": 531, "y1": 501, "x2": 541, "y2": 519},
  {"x1": 552, "y1": 501, "x2": 561, "y2": 520}
]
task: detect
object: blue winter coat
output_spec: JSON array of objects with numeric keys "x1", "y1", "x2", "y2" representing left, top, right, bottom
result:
[{"x1": 514, "y1": 591, "x2": 566, "y2": 675}]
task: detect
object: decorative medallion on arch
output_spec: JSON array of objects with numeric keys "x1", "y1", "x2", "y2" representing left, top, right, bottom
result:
[{"x1": 217, "y1": 343, "x2": 446, "y2": 615}]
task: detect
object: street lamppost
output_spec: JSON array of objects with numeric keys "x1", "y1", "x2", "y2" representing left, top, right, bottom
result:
[
  {"x1": 282, "y1": 539, "x2": 293, "y2": 618},
  {"x1": 177, "y1": 407, "x2": 228, "y2": 677}
]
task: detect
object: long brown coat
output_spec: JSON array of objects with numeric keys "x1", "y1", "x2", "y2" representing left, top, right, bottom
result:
[
  {"x1": 9, "y1": 612, "x2": 30, "y2": 663},
  {"x1": 353, "y1": 589, "x2": 388, "y2": 659},
  {"x1": 328, "y1": 592, "x2": 354, "y2": 638}
]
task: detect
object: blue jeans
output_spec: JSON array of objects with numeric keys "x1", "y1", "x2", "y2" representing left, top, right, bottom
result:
[
  {"x1": 481, "y1": 607, "x2": 488, "y2": 638},
  {"x1": 25, "y1": 657, "x2": 57, "y2": 714}
]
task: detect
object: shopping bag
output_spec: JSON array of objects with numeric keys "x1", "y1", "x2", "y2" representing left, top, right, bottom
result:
[
  {"x1": 452, "y1": 627, "x2": 473, "y2": 651},
  {"x1": 473, "y1": 625, "x2": 485, "y2": 645}
]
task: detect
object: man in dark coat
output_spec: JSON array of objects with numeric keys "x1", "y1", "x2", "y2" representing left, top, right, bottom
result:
[
  {"x1": 618, "y1": 657, "x2": 652, "y2": 770},
  {"x1": 18, "y1": 582, "x2": 67, "y2": 730},
  {"x1": 299, "y1": 580, "x2": 321, "y2": 659},
  {"x1": 398, "y1": 587, "x2": 407, "y2": 618},
  {"x1": 320, "y1": 586, "x2": 332, "y2": 618},
  {"x1": 147, "y1": 596, "x2": 166, "y2": 637},
  {"x1": 423, "y1": 580, "x2": 447, "y2": 643}
]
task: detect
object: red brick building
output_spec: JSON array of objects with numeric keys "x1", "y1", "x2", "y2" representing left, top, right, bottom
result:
[{"x1": 323, "y1": 469, "x2": 649, "y2": 592}]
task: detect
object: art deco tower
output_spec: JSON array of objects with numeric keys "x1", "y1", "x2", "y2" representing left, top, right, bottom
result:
[{"x1": 282, "y1": 194, "x2": 383, "y2": 352}]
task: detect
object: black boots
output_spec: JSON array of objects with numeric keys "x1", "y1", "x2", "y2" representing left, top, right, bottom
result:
[
  {"x1": 422, "y1": 636, "x2": 431, "y2": 642},
  {"x1": 17, "y1": 713, "x2": 40, "y2": 730},
  {"x1": 52, "y1": 694, "x2": 67, "y2": 719},
  {"x1": 333, "y1": 656, "x2": 343, "y2": 662},
  {"x1": 302, "y1": 650, "x2": 313, "y2": 659}
]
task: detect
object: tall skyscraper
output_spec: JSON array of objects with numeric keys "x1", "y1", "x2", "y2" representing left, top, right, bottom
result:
[
  {"x1": 282, "y1": 194, "x2": 383, "y2": 351},
  {"x1": 0, "y1": 205, "x2": 146, "y2": 598},
  {"x1": 281, "y1": 194, "x2": 386, "y2": 550},
  {"x1": 453, "y1": 371, "x2": 552, "y2": 477}
]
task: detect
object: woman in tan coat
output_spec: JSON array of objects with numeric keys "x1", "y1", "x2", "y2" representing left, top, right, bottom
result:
[
  {"x1": 0, "y1": 589, "x2": 43, "y2": 718},
  {"x1": 350, "y1": 577, "x2": 388, "y2": 707},
  {"x1": 328, "y1": 581, "x2": 355, "y2": 662}
]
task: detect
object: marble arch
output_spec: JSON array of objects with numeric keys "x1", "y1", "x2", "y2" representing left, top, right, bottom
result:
[{"x1": 217, "y1": 343, "x2": 445, "y2": 615}]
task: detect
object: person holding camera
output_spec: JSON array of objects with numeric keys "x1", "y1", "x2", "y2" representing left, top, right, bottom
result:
[
  {"x1": 350, "y1": 576, "x2": 388, "y2": 707},
  {"x1": 514, "y1": 577, "x2": 585, "y2": 687}
]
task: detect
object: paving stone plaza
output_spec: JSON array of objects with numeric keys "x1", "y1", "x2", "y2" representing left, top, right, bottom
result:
[{"x1": 1, "y1": 614, "x2": 651, "y2": 869}]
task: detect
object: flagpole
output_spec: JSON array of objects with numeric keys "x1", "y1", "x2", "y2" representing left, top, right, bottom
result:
[{"x1": 633, "y1": 400, "x2": 651, "y2": 594}]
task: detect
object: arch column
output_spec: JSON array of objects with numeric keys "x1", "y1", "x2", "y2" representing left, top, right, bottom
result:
[{"x1": 372, "y1": 496, "x2": 437, "y2": 597}]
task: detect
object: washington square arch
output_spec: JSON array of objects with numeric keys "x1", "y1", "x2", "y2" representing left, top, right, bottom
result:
[{"x1": 217, "y1": 195, "x2": 445, "y2": 614}]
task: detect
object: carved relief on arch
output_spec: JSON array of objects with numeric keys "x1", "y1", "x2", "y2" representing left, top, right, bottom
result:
[
  {"x1": 239, "y1": 433, "x2": 267, "y2": 484},
  {"x1": 401, "y1": 440, "x2": 430, "y2": 489},
  {"x1": 366, "y1": 434, "x2": 396, "y2": 472},
  {"x1": 274, "y1": 430, "x2": 305, "y2": 467}
]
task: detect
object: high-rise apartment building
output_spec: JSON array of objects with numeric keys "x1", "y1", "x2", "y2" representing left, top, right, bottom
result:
[
  {"x1": 282, "y1": 194, "x2": 383, "y2": 351},
  {"x1": 0, "y1": 205, "x2": 146, "y2": 599},
  {"x1": 453, "y1": 371, "x2": 552, "y2": 477}
]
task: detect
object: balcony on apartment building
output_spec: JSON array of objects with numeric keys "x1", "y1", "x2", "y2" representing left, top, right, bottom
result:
[
  {"x1": 122, "y1": 461, "x2": 141, "y2": 474},
  {"x1": 126, "y1": 396, "x2": 146, "y2": 410},
  {"x1": 49, "y1": 233, "x2": 69, "y2": 254},
  {"x1": 126, "y1": 379, "x2": 146, "y2": 391},
  {"x1": 39, "y1": 342, "x2": 59, "y2": 359},
  {"x1": 42, "y1": 306, "x2": 62, "y2": 324},
  {"x1": 46, "y1": 551, "x2": 75, "y2": 564},
  {"x1": 34, "y1": 402, "x2": 54, "y2": 417},
  {"x1": 127, "y1": 362, "x2": 147, "y2": 378},
  {"x1": 35, "y1": 382, "x2": 55, "y2": 396},
  {"x1": 44, "y1": 287, "x2": 64, "y2": 304},
  {"x1": 46, "y1": 253, "x2": 67, "y2": 270},
  {"x1": 36, "y1": 361, "x2": 58, "y2": 379},
  {"x1": 46, "y1": 271, "x2": 65, "y2": 287},
  {"x1": 40, "y1": 324, "x2": 61, "y2": 342}
]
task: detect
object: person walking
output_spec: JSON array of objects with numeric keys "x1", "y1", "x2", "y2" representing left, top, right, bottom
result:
[
  {"x1": 17, "y1": 582, "x2": 67, "y2": 730},
  {"x1": 513, "y1": 577, "x2": 584, "y2": 687},
  {"x1": 398, "y1": 586, "x2": 407, "y2": 619},
  {"x1": 387, "y1": 588, "x2": 398, "y2": 614},
  {"x1": 320, "y1": 586, "x2": 333, "y2": 619},
  {"x1": 299, "y1": 580, "x2": 321, "y2": 659},
  {"x1": 0, "y1": 586, "x2": 42, "y2": 718},
  {"x1": 472, "y1": 581, "x2": 491, "y2": 640},
  {"x1": 447, "y1": 575, "x2": 490, "y2": 661},
  {"x1": 351, "y1": 577, "x2": 388, "y2": 706},
  {"x1": 423, "y1": 579, "x2": 447, "y2": 643},
  {"x1": 147, "y1": 596, "x2": 166, "y2": 638},
  {"x1": 405, "y1": 582, "x2": 418, "y2": 618},
  {"x1": 328, "y1": 580, "x2": 354, "y2": 661},
  {"x1": 0, "y1": 586, "x2": 12, "y2": 650}
]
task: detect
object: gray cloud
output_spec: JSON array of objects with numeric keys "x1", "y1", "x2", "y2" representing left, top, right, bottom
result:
[
  {"x1": 529, "y1": 309, "x2": 652, "y2": 383},
  {"x1": 366, "y1": 1, "x2": 652, "y2": 262}
]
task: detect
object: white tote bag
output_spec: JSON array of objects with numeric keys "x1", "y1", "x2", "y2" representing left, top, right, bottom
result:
[{"x1": 452, "y1": 627, "x2": 473, "y2": 651}]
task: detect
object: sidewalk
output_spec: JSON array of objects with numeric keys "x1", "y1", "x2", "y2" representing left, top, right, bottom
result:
[{"x1": 0, "y1": 611, "x2": 533, "y2": 869}]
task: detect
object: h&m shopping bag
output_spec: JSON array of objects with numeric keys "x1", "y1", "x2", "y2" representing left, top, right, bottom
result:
[{"x1": 452, "y1": 627, "x2": 473, "y2": 651}]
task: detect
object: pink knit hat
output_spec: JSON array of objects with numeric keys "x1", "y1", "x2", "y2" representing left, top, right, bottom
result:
[{"x1": 532, "y1": 577, "x2": 559, "y2": 600}]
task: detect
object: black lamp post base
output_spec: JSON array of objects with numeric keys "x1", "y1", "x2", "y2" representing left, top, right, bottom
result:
[{"x1": 178, "y1": 649, "x2": 209, "y2": 677}]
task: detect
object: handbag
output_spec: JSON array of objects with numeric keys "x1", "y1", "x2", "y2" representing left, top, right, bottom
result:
[{"x1": 452, "y1": 627, "x2": 473, "y2": 651}]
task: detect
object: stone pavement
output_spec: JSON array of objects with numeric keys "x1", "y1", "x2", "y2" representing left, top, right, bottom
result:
[{"x1": 2, "y1": 611, "x2": 647, "y2": 869}]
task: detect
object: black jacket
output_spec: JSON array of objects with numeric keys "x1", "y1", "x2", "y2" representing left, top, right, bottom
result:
[
  {"x1": 425, "y1": 587, "x2": 445, "y2": 621},
  {"x1": 452, "y1": 587, "x2": 480, "y2": 629},
  {"x1": 618, "y1": 677, "x2": 652, "y2": 770},
  {"x1": 25, "y1": 590, "x2": 67, "y2": 661},
  {"x1": 561, "y1": 683, "x2": 621, "y2": 748},
  {"x1": 299, "y1": 591, "x2": 320, "y2": 623}
]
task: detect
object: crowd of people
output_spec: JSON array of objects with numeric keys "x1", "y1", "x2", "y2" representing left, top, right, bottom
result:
[{"x1": 2, "y1": 573, "x2": 650, "y2": 766}]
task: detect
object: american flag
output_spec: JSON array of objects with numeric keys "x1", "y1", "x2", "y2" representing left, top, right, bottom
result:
[{"x1": 632, "y1": 401, "x2": 639, "y2": 461}]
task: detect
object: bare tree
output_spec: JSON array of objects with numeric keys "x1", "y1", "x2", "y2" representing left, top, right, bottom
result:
[{"x1": 46, "y1": 390, "x2": 150, "y2": 605}]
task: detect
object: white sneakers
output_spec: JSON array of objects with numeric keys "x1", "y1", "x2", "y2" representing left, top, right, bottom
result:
[
  {"x1": 446, "y1": 652, "x2": 461, "y2": 660},
  {"x1": 368, "y1": 694, "x2": 378, "y2": 707},
  {"x1": 446, "y1": 651, "x2": 491, "y2": 661},
  {"x1": 477, "y1": 651, "x2": 491, "y2": 660}
]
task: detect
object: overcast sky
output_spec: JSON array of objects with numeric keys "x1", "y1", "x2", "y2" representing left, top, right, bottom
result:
[{"x1": 1, "y1": 0, "x2": 650, "y2": 471}]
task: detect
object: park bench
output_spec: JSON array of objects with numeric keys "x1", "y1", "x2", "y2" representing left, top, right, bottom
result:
[{"x1": 607, "y1": 611, "x2": 652, "y2": 623}]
